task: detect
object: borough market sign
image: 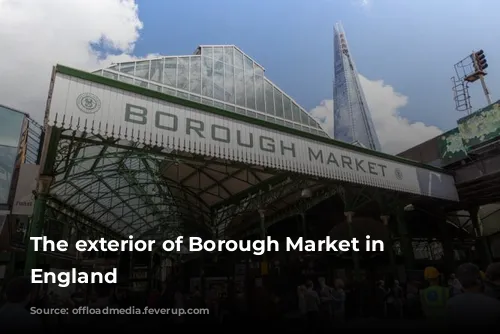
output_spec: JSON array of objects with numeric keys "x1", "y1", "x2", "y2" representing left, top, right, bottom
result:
[{"x1": 45, "y1": 66, "x2": 459, "y2": 201}]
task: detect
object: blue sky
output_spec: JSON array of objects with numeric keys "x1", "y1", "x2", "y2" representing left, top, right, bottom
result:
[
  {"x1": 131, "y1": 0, "x2": 498, "y2": 131},
  {"x1": 1, "y1": 0, "x2": 499, "y2": 153}
]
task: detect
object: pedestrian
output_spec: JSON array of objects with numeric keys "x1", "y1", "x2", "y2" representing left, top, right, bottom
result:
[{"x1": 446, "y1": 263, "x2": 500, "y2": 329}]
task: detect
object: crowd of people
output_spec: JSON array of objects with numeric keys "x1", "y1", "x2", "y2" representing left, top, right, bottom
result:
[{"x1": 1, "y1": 262, "x2": 500, "y2": 331}]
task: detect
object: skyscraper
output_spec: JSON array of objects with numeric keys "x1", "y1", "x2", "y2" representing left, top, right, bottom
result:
[{"x1": 333, "y1": 23, "x2": 381, "y2": 151}]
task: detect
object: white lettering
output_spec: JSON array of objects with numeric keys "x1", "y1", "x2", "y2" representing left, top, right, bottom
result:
[
  {"x1": 31, "y1": 269, "x2": 44, "y2": 283},
  {"x1": 30, "y1": 236, "x2": 68, "y2": 252},
  {"x1": 186, "y1": 237, "x2": 278, "y2": 255},
  {"x1": 285, "y1": 237, "x2": 361, "y2": 252},
  {"x1": 30, "y1": 268, "x2": 117, "y2": 287}
]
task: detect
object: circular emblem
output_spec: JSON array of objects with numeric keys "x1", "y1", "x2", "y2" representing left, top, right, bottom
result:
[
  {"x1": 394, "y1": 168, "x2": 403, "y2": 180},
  {"x1": 76, "y1": 93, "x2": 101, "y2": 114}
]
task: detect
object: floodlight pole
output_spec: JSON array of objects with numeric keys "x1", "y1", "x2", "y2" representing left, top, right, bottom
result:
[{"x1": 479, "y1": 76, "x2": 492, "y2": 105}]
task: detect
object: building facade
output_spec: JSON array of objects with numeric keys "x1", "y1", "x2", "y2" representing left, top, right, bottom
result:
[
  {"x1": 333, "y1": 23, "x2": 381, "y2": 151},
  {"x1": 93, "y1": 45, "x2": 327, "y2": 137}
]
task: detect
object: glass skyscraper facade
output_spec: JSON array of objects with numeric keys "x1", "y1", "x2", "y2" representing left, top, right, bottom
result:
[
  {"x1": 94, "y1": 45, "x2": 327, "y2": 137},
  {"x1": 0, "y1": 105, "x2": 25, "y2": 206},
  {"x1": 333, "y1": 23, "x2": 381, "y2": 151}
]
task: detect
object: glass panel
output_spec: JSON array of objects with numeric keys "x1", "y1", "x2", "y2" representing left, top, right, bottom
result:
[
  {"x1": 244, "y1": 60, "x2": 255, "y2": 110},
  {"x1": 202, "y1": 46, "x2": 213, "y2": 59},
  {"x1": 202, "y1": 56, "x2": 213, "y2": 98},
  {"x1": 213, "y1": 60, "x2": 224, "y2": 101},
  {"x1": 245, "y1": 56, "x2": 253, "y2": 69},
  {"x1": 254, "y1": 66, "x2": 264, "y2": 77},
  {"x1": 135, "y1": 61, "x2": 150, "y2": 80},
  {"x1": 176, "y1": 57, "x2": 189, "y2": 91},
  {"x1": 109, "y1": 64, "x2": 118, "y2": 71},
  {"x1": 0, "y1": 106, "x2": 24, "y2": 147},
  {"x1": 119, "y1": 62, "x2": 135, "y2": 74},
  {"x1": 292, "y1": 103, "x2": 301, "y2": 122},
  {"x1": 150, "y1": 59, "x2": 163, "y2": 83},
  {"x1": 276, "y1": 119, "x2": 284, "y2": 125},
  {"x1": 256, "y1": 113, "x2": 266, "y2": 120},
  {"x1": 134, "y1": 79, "x2": 148, "y2": 88},
  {"x1": 285, "y1": 121, "x2": 293, "y2": 128},
  {"x1": 213, "y1": 47, "x2": 224, "y2": 62},
  {"x1": 236, "y1": 107, "x2": 246, "y2": 115},
  {"x1": 234, "y1": 67, "x2": 245, "y2": 106},
  {"x1": 225, "y1": 104, "x2": 235, "y2": 112},
  {"x1": 246, "y1": 111, "x2": 256, "y2": 118},
  {"x1": 266, "y1": 116, "x2": 275, "y2": 123},
  {"x1": 224, "y1": 65, "x2": 234, "y2": 103},
  {"x1": 163, "y1": 58, "x2": 177, "y2": 86},
  {"x1": 177, "y1": 91, "x2": 189, "y2": 100},
  {"x1": 264, "y1": 81, "x2": 274, "y2": 115},
  {"x1": 190, "y1": 95, "x2": 201, "y2": 103},
  {"x1": 121, "y1": 75, "x2": 133, "y2": 84},
  {"x1": 189, "y1": 57, "x2": 201, "y2": 94},
  {"x1": 162, "y1": 87, "x2": 177, "y2": 96},
  {"x1": 224, "y1": 47, "x2": 234, "y2": 65},
  {"x1": 149, "y1": 83, "x2": 161, "y2": 92},
  {"x1": 274, "y1": 88, "x2": 284, "y2": 118},
  {"x1": 214, "y1": 101, "x2": 224, "y2": 109},
  {"x1": 234, "y1": 48, "x2": 244, "y2": 69},
  {"x1": 255, "y1": 74, "x2": 265, "y2": 113},
  {"x1": 300, "y1": 109, "x2": 309, "y2": 125},
  {"x1": 202, "y1": 98, "x2": 214, "y2": 106},
  {"x1": 283, "y1": 95, "x2": 293, "y2": 120},
  {"x1": 102, "y1": 71, "x2": 117, "y2": 80}
]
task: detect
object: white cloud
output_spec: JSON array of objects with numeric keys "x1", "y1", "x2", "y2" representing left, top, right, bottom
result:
[
  {"x1": 310, "y1": 75, "x2": 443, "y2": 154},
  {"x1": 0, "y1": 0, "x2": 146, "y2": 121},
  {"x1": 0, "y1": 0, "x2": 441, "y2": 155}
]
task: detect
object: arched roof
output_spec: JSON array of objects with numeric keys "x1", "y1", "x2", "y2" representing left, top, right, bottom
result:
[{"x1": 93, "y1": 45, "x2": 327, "y2": 137}]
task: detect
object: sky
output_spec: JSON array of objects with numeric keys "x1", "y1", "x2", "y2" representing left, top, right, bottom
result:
[{"x1": 1, "y1": 0, "x2": 499, "y2": 154}]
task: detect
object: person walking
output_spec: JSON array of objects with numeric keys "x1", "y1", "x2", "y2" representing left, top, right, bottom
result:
[
  {"x1": 484, "y1": 262, "x2": 500, "y2": 301},
  {"x1": 0, "y1": 277, "x2": 43, "y2": 332},
  {"x1": 331, "y1": 278, "x2": 346, "y2": 324},
  {"x1": 446, "y1": 263, "x2": 500, "y2": 329},
  {"x1": 420, "y1": 267, "x2": 449, "y2": 323}
]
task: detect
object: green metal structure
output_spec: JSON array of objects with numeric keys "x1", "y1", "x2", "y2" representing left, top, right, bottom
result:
[{"x1": 24, "y1": 64, "x2": 460, "y2": 277}]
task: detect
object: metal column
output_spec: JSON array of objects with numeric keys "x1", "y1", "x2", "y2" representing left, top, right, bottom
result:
[
  {"x1": 344, "y1": 211, "x2": 360, "y2": 281},
  {"x1": 380, "y1": 215, "x2": 397, "y2": 276},
  {"x1": 469, "y1": 206, "x2": 492, "y2": 267},
  {"x1": 24, "y1": 175, "x2": 52, "y2": 276},
  {"x1": 396, "y1": 208, "x2": 415, "y2": 270}
]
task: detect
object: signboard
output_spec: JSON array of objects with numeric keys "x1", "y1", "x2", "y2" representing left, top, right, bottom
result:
[
  {"x1": 46, "y1": 68, "x2": 459, "y2": 201},
  {"x1": 457, "y1": 100, "x2": 500, "y2": 149},
  {"x1": 12, "y1": 164, "x2": 39, "y2": 215},
  {"x1": 438, "y1": 128, "x2": 467, "y2": 165}
]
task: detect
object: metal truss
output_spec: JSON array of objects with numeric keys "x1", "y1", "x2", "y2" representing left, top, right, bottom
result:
[
  {"x1": 237, "y1": 185, "x2": 343, "y2": 238},
  {"x1": 46, "y1": 130, "x2": 276, "y2": 239}
]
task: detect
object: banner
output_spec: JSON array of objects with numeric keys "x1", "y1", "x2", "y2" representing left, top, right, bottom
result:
[
  {"x1": 46, "y1": 67, "x2": 459, "y2": 201},
  {"x1": 12, "y1": 164, "x2": 39, "y2": 215}
]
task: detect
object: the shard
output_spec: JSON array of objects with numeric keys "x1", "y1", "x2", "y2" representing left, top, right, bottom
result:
[{"x1": 333, "y1": 23, "x2": 381, "y2": 151}]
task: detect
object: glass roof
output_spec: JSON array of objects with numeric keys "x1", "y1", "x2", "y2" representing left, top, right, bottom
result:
[
  {"x1": 48, "y1": 130, "x2": 279, "y2": 239},
  {"x1": 94, "y1": 45, "x2": 327, "y2": 137}
]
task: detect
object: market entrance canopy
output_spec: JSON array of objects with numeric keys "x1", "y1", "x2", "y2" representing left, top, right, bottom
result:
[{"x1": 41, "y1": 65, "x2": 458, "y2": 236}]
